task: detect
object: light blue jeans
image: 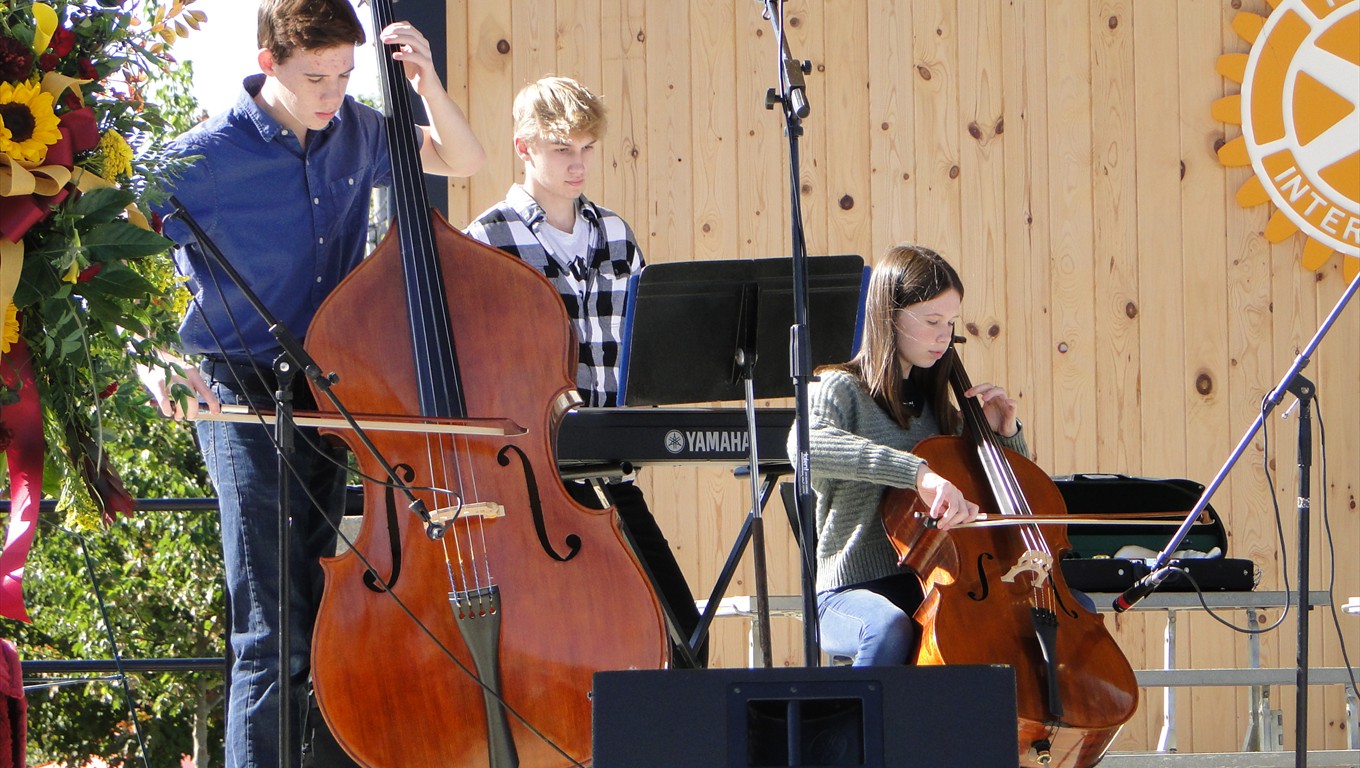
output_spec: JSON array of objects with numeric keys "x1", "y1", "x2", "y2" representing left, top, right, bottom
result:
[
  {"x1": 198, "y1": 364, "x2": 347, "y2": 768},
  {"x1": 816, "y1": 573, "x2": 924, "y2": 666},
  {"x1": 817, "y1": 573, "x2": 1098, "y2": 667}
]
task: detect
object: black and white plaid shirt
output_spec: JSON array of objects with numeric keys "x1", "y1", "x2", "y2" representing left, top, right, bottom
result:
[{"x1": 465, "y1": 184, "x2": 643, "y2": 407}]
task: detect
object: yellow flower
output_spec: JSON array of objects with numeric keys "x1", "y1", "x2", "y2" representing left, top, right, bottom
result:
[
  {"x1": 98, "y1": 129, "x2": 134, "y2": 180},
  {"x1": 0, "y1": 80, "x2": 63, "y2": 164},
  {"x1": 0, "y1": 301, "x2": 18, "y2": 355}
]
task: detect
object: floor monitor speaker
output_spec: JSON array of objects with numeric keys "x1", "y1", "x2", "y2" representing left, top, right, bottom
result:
[{"x1": 593, "y1": 664, "x2": 1018, "y2": 767}]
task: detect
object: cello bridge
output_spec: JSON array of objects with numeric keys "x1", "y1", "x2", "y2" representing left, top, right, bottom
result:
[
  {"x1": 430, "y1": 501, "x2": 505, "y2": 524},
  {"x1": 1001, "y1": 550, "x2": 1053, "y2": 586}
]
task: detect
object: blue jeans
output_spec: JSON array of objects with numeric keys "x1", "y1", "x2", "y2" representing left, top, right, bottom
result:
[
  {"x1": 198, "y1": 362, "x2": 347, "y2": 768},
  {"x1": 817, "y1": 573, "x2": 924, "y2": 666}
]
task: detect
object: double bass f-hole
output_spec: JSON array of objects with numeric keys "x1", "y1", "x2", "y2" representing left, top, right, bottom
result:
[
  {"x1": 497, "y1": 444, "x2": 582, "y2": 562},
  {"x1": 362, "y1": 462, "x2": 417, "y2": 593}
]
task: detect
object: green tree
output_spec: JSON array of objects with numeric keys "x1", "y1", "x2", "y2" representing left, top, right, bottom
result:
[{"x1": 16, "y1": 416, "x2": 222, "y2": 766}]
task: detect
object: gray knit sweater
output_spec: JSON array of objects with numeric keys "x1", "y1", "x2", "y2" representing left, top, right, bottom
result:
[{"x1": 791, "y1": 369, "x2": 1029, "y2": 593}]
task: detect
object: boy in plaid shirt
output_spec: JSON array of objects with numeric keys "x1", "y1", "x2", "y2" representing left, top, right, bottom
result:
[{"x1": 466, "y1": 76, "x2": 705, "y2": 666}]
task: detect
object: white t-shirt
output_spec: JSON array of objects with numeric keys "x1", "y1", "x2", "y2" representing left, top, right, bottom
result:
[{"x1": 537, "y1": 210, "x2": 592, "y2": 279}]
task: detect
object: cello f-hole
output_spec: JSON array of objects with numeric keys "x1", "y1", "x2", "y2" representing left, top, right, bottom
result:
[{"x1": 966, "y1": 552, "x2": 995, "y2": 602}]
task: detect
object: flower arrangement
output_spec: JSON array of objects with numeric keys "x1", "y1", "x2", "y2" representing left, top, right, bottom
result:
[{"x1": 0, "y1": 0, "x2": 201, "y2": 621}]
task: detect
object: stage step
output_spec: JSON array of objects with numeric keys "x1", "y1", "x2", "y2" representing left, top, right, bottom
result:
[{"x1": 1102, "y1": 750, "x2": 1359, "y2": 767}]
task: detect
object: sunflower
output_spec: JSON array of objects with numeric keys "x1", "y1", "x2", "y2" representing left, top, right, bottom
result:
[
  {"x1": 0, "y1": 79, "x2": 62, "y2": 164},
  {"x1": 0, "y1": 301, "x2": 18, "y2": 355}
]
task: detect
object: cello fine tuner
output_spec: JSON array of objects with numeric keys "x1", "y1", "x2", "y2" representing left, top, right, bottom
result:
[{"x1": 429, "y1": 501, "x2": 506, "y2": 524}]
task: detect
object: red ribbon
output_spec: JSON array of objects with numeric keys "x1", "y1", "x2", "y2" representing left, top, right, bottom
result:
[
  {"x1": 0, "y1": 105, "x2": 98, "y2": 245},
  {"x1": 0, "y1": 338, "x2": 43, "y2": 623}
]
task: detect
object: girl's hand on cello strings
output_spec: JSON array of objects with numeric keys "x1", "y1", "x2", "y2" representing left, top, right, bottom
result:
[{"x1": 963, "y1": 382, "x2": 1019, "y2": 437}]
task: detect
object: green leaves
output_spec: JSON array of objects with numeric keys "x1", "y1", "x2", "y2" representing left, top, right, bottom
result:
[{"x1": 81, "y1": 220, "x2": 173, "y2": 262}]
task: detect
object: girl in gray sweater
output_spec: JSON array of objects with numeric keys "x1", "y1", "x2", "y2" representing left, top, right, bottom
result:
[{"x1": 794, "y1": 245, "x2": 1028, "y2": 666}]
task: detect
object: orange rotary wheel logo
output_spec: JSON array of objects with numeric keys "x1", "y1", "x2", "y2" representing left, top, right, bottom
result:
[{"x1": 1215, "y1": 0, "x2": 1360, "y2": 277}]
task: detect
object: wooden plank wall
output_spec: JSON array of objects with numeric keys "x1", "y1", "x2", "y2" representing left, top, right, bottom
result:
[{"x1": 443, "y1": 0, "x2": 1359, "y2": 754}]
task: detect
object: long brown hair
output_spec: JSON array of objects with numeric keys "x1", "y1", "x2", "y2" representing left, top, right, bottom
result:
[{"x1": 823, "y1": 244, "x2": 964, "y2": 432}]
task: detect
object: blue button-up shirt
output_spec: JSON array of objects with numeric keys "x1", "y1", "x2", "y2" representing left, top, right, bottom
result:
[{"x1": 160, "y1": 74, "x2": 398, "y2": 365}]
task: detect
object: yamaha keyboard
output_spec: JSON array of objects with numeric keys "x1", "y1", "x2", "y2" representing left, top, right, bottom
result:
[{"x1": 556, "y1": 407, "x2": 795, "y2": 468}]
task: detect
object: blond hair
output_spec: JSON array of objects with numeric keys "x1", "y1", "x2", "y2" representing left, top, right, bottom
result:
[{"x1": 512, "y1": 76, "x2": 607, "y2": 144}]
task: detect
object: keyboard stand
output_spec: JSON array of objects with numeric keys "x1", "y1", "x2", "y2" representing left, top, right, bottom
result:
[
  {"x1": 689, "y1": 463, "x2": 792, "y2": 667},
  {"x1": 615, "y1": 256, "x2": 865, "y2": 668}
]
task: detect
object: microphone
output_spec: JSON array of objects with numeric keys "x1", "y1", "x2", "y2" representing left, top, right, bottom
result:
[{"x1": 1111, "y1": 566, "x2": 1174, "y2": 613}]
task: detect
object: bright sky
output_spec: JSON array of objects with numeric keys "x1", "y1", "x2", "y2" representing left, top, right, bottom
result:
[{"x1": 170, "y1": 0, "x2": 380, "y2": 118}]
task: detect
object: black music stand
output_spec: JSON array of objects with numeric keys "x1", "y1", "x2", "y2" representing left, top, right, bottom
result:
[
  {"x1": 618, "y1": 255, "x2": 866, "y2": 667},
  {"x1": 619, "y1": 256, "x2": 867, "y2": 406}
]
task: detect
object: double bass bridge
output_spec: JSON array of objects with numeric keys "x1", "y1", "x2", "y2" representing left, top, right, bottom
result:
[{"x1": 430, "y1": 500, "x2": 505, "y2": 526}]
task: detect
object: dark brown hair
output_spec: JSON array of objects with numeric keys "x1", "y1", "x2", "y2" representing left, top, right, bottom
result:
[
  {"x1": 257, "y1": 0, "x2": 365, "y2": 64},
  {"x1": 824, "y1": 244, "x2": 964, "y2": 432}
]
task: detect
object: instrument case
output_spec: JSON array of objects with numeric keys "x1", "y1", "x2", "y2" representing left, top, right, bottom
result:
[{"x1": 1052, "y1": 474, "x2": 1257, "y2": 593}]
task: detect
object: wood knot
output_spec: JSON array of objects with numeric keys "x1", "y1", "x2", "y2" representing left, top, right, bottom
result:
[
  {"x1": 496, "y1": 39, "x2": 510, "y2": 55},
  {"x1": 1125, "y1": 301, "x2": 1138, "y2": 319},
  {"x1": 968, "y1": 122, "x2": 983, "y2": 140},
  {"x1": 1108, "y1": 15, "x2": 1119, "y2": 30},
  {"x1": 1195, "y1": 371, "x2": 1214, "y2": 396},
  {"x1": 949, "y1": 165, "x2": 960, "y2": 179},
  {"x1": 637, "y1": 29, "x2": 646, "y2": 43},
  {"x1": 917, "y1": 65, "x2": 932, "y2": 81},
  {"x1": 838, "y1": 194, "x2": 855, "y2": 210},
  {"x1": 994, "y1": 117, "x2": 1004, "y2": 135},
  {"x1": 988, "y1": 324, "x2": 1000, "y2": 339},
  {"x1": 1057, "y1": 342, "x2": 1070, "y2": 354}
]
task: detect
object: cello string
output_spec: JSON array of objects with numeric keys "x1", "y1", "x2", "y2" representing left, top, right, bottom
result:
[{"x1": 952, "y1": 353, "x2": 1056, "y2": 608}]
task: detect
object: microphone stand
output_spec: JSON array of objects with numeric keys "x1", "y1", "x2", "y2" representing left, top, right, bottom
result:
[
  {"x1": 1112, "y1": 268, "x2": 1360, "y2": 765},
  {"x1": 757, "y1": 0, "x2": 820, "y2": 666},
  {"x1": 165, "y1": 199, "x2": 445, "y2": 766}
]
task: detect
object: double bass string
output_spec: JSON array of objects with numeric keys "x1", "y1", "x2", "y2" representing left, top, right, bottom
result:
[{"x1": 372, "y1": 0, "x2": 498, "y2": 611}]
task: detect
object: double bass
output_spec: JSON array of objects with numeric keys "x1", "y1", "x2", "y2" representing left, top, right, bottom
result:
[
  {"x1": 304, "y1": 1, "x2": 667, "y2": 765},
  {"x1": 881, "y1": 348, "x2": 1138, "y2": 768}
]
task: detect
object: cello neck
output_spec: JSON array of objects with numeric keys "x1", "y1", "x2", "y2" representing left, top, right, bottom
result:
[{"x1": 944, "y1": 347, "x2": 1032, "y2": 517}]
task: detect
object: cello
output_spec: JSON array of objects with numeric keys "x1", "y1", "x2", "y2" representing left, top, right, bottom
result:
[
  {"x1": 881, "y1": 347, "x2": 1138, "y2": 768},
  {"x1": 304, "y1": 1, "x2": 667, "y2": 764}
]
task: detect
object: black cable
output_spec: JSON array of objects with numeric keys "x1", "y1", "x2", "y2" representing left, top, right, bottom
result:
[{"x1": 1311, "y1": 398, "x2": 1359, "y2": 703}]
